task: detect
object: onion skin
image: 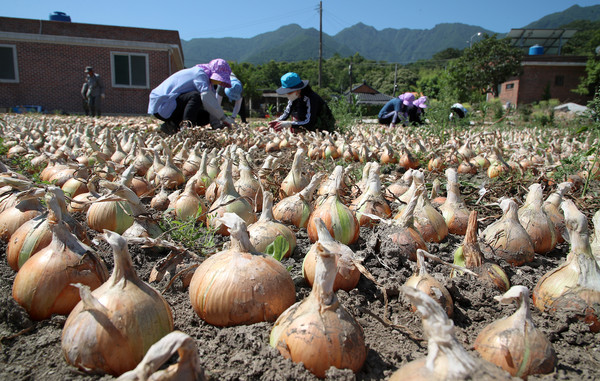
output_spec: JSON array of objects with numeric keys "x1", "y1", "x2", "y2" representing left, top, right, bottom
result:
[
  {"x1": 273, "y1": 173, "x2": 321, "y2": 229},
  {"x1": 389, "y1": 185, "x2": 428, "y2": 261},
  {"x1": 482, "y1": 198, "x2": 535, "y2": 266},
  {"x1": 271, "y1": 243, "x2": 366, "y2": 378},
  {"x1": 0, "y1": 191, "x2": 45, "y2": 242},
  {"x1": 7, "y1": 215, "x2": 53, "y2": 271},
  {"x1": 439, "y1": 168, "x2": 469, "y2": 235},
  {"x1": 533, "y1": 199, "x2": 600, "y2": 332},
  {"x1": 62, "y1": 231, "x2": 173, "y2": 376},
  {"x1": 475, "y1": 286, "x2": 557, "y2": 378},
  {"x1": 350, "y1": 163, "x2": 391, "y2": 227},
  {"x1": 87, "y1": 200, "x2": 135, "y2": 234},
  {"x1": 248, "y1": 192, "x2": 296, "y2": 258},
  {"x1": 189, "y1": 213, "x2": 295, "y2": 326},
  {"x1": 303, "y1": 217, "x2": 360, "y2": 291},
  {"x1": 518, "y1": 183, "x2": 557, "y2": 255},
  {"x1": 12, "y1": 194, "x2": 108, "y2": 320},
  {"x1": 279, "y1": 148, "x2": 308, "y2": 199},
  {"x1": 390, "y1": 287, "x2": 513, "y2": 381}
]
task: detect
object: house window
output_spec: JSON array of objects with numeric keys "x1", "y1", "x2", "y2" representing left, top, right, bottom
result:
[
  {"x1": 506, "y1": 83, "x2": 514, "y2": 90},
  {"x1": 111, "y1": 52, "x2": 148, "y2": 88},
  {"x1": 555, "y1": 75, "x2": 564, "y2": 87},
  {"x1": 0, "y1": 45, "x2": 19, "y2": 83}
]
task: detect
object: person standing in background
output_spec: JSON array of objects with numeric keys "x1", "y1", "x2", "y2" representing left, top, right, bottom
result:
[
  {"x1": 82, "y1": 66, "x2": 105, "y2": 117},
  {"x1": 216, "y1": 73, "x2": 247, "y2": 124}
]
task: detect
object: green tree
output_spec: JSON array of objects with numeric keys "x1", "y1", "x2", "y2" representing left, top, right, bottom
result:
[{"x1": 446, "y1": 35, "x2": 522, "y2": 102}]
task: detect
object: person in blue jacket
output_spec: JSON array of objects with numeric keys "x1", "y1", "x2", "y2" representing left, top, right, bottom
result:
[
  {"x1": 216, "y1": 73, "x2": 247, "y2": 124},
  {"x1": 148, "y1": 58, "x2": 235, "y2": 135},
  {"x1": 268, "y1": 72, "x2": 335, "y2": 133},
  {"x1": 378, "y1": 92, "x2": 415, "y2": 127}
]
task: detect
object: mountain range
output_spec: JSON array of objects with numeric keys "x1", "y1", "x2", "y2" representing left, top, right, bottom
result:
[{"x1": 181, "y1": 4, "x2": 600, "y2": 66}]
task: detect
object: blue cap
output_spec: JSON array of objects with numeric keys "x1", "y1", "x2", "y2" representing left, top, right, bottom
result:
[{"x1": 276, "y1": 72, "x2": 309, "y2": 94}]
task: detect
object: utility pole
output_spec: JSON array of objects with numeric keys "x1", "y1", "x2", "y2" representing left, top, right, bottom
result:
[
  {"x1": 318, "y1": 1, "x2": 322, "y2": 87},
  {"x1": 393, "y1": 63, "x2": 398, "y2": 97}
]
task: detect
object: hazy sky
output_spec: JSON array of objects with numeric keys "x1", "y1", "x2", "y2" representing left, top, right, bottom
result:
[{"x1": 3, "y1": 1, "x2": 599, "y2": 40}]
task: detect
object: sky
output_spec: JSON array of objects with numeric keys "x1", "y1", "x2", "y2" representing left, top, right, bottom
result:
[{"x1": 3, "y1": 1, "x2": 600, "y2": 41}]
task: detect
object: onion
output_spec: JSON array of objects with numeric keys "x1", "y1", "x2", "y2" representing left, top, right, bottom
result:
[
  {"x1": 474, "y1": 285, "x2": 557, "y2": 378},
  {"x1": 592, "y1": 210, "x2": 600, "y2": 265},
  {"x1": 0, "y1": 187, "x2": 45, "y2": 242},
  {"x1": 307, "y1": 166, "x2": 360, "y2": 245},
  {"x1": 150, "y1": 183, "x2": 170, "y2": 211},
  {"x1": 482, "y1": 198, "x2": 535, "y2": 266},
  {"x1": 116, "y1": 331, "x2": 205, "y2": 380},
  {"x1": 207, "y1": 159, "x2": 257, "y2": 236},
  {"x1": 390, "y1": 286, "x2": 513, "y2": 380},
  {"x1": 533, "y1": 199, "x2": 600, "y2": 332},
  {"x1": 145, "y1": 149, "x2": 164, "y2": 184},
  {"x1": 157, "y1": 145, "x2": 185, "y2": 189},
  {"x1": 12, "y1": 193, "x2": 108, "y2": 320},
  {"x1": 303, "y1": 217, "x2": 361, "y2": 291},
  {"x1": 189, "y1": 213, "x2": 295, "y2": 326},
  {"x1": 7, "y1": 187, "x2": 89, "y2": 271},
  {"x1": 272, "y1": 172, "x2": 322, "y2": 229},
  {"x1": 439, "y1": 168, "x2": 470, "y2": 235},
  {"x1": 518, "y1": 183, "x2": 557, "y2": 254},
  {"x1": 380, "y1": 142, "x2": 398, "y2": 164},
  {"x1": 389, "y1": 185, "x2": 428, "y2": 262},
  {"x1": 248, "y1": 191, "x2": 296, "y2": 258},
  {"x1": 384, "y1": 168, "x2": 413, "y2": 202},
  {"x1": 270, "y1": 242, "x2": 366, "y2": 378},
  {"x1": 350, "y1": 162, "x2": 391, "y2": 227},
  {"x1": 87, "y1": 186, "x2": 135, "y2": 234},
  {"x1": 452, "y1": 211, "x2": 510, "y2": 292},
  {"x1": 279, "y1": 148, "x2": 308, "y2": 199},
  {"x1": 62, "y1": 230, "x2": 174, "y2": 376},
  {"x1": 348, "y1": 162, "x2": 372, "y2": 198},
  {"x1": 542, "y1": 182, "x2": 571, "y2": 244},
  {"x1": 173, "y1": 177, "x2": 208, "y2": 223},
  {"x1": 396, "y1": 186, "x2": 448, "y2": 243},
  {"x1": 404, "y1": 249, "x2": 453, "y2": 317},
  {"x1": 398, "y1": 146, "x2": 419, "y2": 169},
  {"x1": 234, "y1": 151, "x2": 263, "y2": 212}
]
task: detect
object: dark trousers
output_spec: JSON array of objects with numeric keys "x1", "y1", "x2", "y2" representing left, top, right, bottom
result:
[
  {"x1": 87, "y1": 96, "x2": 101, "y2": 117},
  {"x1": 155, "y1": 91, "x2": 210, "y2": 126}
]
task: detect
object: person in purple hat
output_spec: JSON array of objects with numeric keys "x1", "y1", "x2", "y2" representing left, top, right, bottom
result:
[
  {"x1": 378, "y1": 92, "x2": 416, "y2": 127},
  {"x1": 148, "y1": 58, "x2": 235, "y2": 135},
  {"x1": 412, "y1": 96, "x2": 427, "y2": 125},
  {"x1": 268, "y1": 72, "x2": 335, "y2": 133}
]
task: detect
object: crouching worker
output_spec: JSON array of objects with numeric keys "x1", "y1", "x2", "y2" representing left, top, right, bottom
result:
[
  {"x1": 148, "y1": 58, "x2": 235, "y2": 135},
  {"x1": 268, "y1": 72, "x2": 335, "y2": 133}
]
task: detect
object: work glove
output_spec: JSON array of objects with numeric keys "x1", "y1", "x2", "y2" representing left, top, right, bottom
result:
[
  {"x1": 268, "y1": 120, "x2": 292, "y2": 132},
  {"x1": 221, "y1": 116, "x2": 236, "y2": 128}
]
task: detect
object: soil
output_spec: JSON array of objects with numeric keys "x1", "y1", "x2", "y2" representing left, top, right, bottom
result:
[{"x1": 1, "y1": 120, "x2": 600, "y2": 380}]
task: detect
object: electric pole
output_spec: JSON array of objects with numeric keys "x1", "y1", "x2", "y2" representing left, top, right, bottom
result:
[{"x1": 318, "y1": 1, "x2": 322, "y2": 87}]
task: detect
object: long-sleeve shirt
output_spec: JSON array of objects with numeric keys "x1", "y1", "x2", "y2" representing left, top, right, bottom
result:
[
  {"x1": 277, "y1": 86, "x2": 327, "y2": 131},
  {"x1": 148, "y1": 66, "x2": 224, "y2": 121},
  {"x1": 83, "y1": 74, "x2": 104, "y2": 98}
]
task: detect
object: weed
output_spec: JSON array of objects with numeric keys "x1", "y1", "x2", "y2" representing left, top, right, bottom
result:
[{"x1": 159, "y1": 213, "x2": 217, "y2": 255}]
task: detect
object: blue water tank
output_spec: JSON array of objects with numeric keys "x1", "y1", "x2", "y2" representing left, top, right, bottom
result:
[
  {"x1": 49, "y1": 11, "x2": 71, "y2": 22},
  {"x1": 529, "y1": 45, "x2": 544, "y2": 55}
]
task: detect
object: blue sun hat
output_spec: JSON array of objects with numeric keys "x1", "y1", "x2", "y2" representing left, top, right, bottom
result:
[
  {"x1": 276, "y1": 72, "x2": 309, "y2": 94},
  {"x1": 225, "y1": 77, "x2": 243, "y2": 102}
]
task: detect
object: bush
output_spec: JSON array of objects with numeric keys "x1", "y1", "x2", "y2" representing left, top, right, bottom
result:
[{"x1": 330, "y1": 94, "x2": 365, "y2": 132}]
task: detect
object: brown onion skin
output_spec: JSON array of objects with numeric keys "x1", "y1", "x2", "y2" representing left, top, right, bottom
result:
[
  {"x1": 404, "y1": 274, "x2": 454, "y2": 318},
  {"x1": 389, "y1": 229, "x2": 427, "y2": 262},
  {"x1": 302, "y1": 250, "x2": 360, "y2": 292},
  {"x1": 6, "y1": 216, "x2": 52, "y2": 271},
  {"x1": 189, "y1": 251, "x2": 295, "y2": 327},
  {"x1": 306, "y1": 196, "x2": 360, "y2": 245},
  {"x1": 0, "y1": 199, "x2": 44, "y2": 242}
]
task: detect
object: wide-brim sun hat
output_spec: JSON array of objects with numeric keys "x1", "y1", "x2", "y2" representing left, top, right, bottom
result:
[
  {"x1": 208, "y1": 59, "x2": 232, "y2": 88},
  {"x1": 402, "y1": 92, "x2": 415, "y2": 106},
  {"x1": 415, "y1": 96, "x2": 428, "y2": 109},
  {"x1": 276, "y1": 72, "x2": 309, "y2": 94}
]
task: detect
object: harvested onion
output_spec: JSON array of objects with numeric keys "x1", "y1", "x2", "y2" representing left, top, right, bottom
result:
[
  {"x1": 273, "y1": 172, "x2": 322, "y2": 229},
  {"x1": 62, "y1": 230, "x2": 173, "y2": 376},
  {"x1": 518, "y1": 183, "x2": 557, "y2": 254},
  {"x1": 248, "y1": 191, "x2": 296, "y2": 258},
  {"x1": 270, "y1": 242, "x2": 366, "y2": 378}
]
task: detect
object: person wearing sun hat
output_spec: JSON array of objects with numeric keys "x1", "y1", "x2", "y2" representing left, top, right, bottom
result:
[
  {"x1": 412, "y1": 95, "x2": 427, "y2": 125},
  {"x1": 268, "y1": 72, "x2": 335, "y2": 133},
  {"x1": 216, "y1": 73, "x2": 247, "y2": 124},
  {"x1": 148, "y1": 58, "x2": 235, "y2": 135},
  {"x1": 378, "y1": 92, "x2": 415, "y2": 128}
]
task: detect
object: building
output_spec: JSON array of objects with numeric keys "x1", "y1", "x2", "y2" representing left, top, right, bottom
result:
[
  {"x1": 493, "y1": 28, "x2": 592, "y2": 107},
  {"x1": 0, "y1": 15, "x2": 184, "y2": 115},
  {"x1": 495, "y1": 55, "x2": 591, "y2": 107},
  {"x1": 345, "y1": 82, "x2": 393, "y2": 106}
]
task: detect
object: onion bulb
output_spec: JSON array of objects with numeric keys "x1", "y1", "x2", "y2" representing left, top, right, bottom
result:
[
  {"x1": 0, "y1": 187, "x2": 45, "y2": 242},
  {"x1": 385, "y1": 169, "x2": 413, "y2": 202},
  {"x1": 189, "y1": 213, "x2": 295, "y2": 326},
  {"x1": 279, "y1": 148, "x2": 309, "y2": 199},
  {"x1": 452, "y1": 211, "x2": 510, "y2": 292},
  {"x1": 86, "y1": 186, "x2": 135, "y2": 234},
  {"x1": 62, "y1": 230, "x2": 174, "y2": 376},
  {"x1": 270, "y1": 242, "x2": 366, "y2": 378},
  {"x1": 439, "y1": 168, "x2": 470, "y2": 235},
  {"x1": 404, "y1": 249, "x2": 453, "y2": 317},
  {"x1": 273, "y1": 173, "x2": 323, "y2": 229},
  {"x1": 390, "y1": 286, "x2": 513, "y2": 381},
  {"x1": 206, "y1": 159, "x2": 257, "y2": 236},
  {"x1": 389, "y1": 185, "x2": 428, "y2": 262},
  {"x1": 533, "y1": 199, "x2": 600, "y2": 332},
  {"x1": 12, "y1": 193, "x2": 108, "y2": 320},
  {"x1": 482, "y1": 198, "x2": 535, "y2": 266},
  {"x1": 116, "y1": 331, "x2": 205, "y2": 381},
  {"x1": 303, "y1": 217, "x2": 361, "y2": 291},
  {"x1": 592, "y1": 210, "x2": 600, "y2": 265},
  {"x1": 518, "y1": 183, "x2": 557, "y2": 255},
  {"x1": 474, "y1": 286, "x2": 557, "y2": 378},
  {"x1": 350, "y1": 162, "x2": 392, "y2": 227},
  {"x1": 234, "y1": 151, "x2": 263, "y2": 212},
  {"x1": 173, "y1": 177, "x2": 208, "y2": 223},
  {"x1": 307, "y1": 166, "x2": 360, "y2": 245},
  {"x1": 542, "y1": 182, "x2": 572, "y2": 244},
  {"x1": 248, "y1": 191, "x2": 296, "y2": 258}
]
